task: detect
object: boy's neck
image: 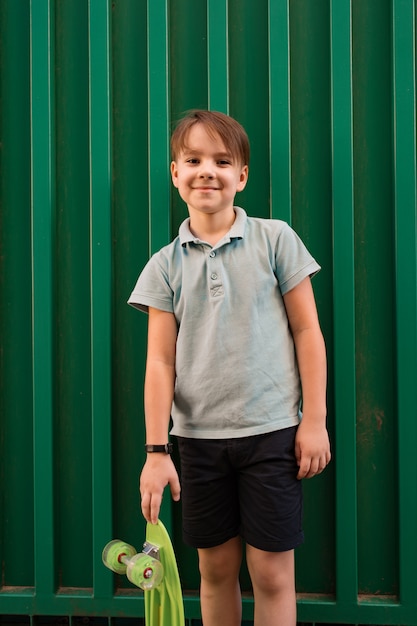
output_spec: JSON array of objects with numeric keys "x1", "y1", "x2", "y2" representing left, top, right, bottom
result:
[{"x1": 188, "y1": 207, "x2": 236, "y2": 246}]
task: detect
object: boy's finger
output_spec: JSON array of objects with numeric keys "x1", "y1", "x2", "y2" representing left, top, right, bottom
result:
[
  {"x1": 308, "y1": 457, "x2": 320, "y2": 477},
  {"x1": 140, "y1": 491, "x2": 152, "y2": 523},
  {"x1": 170, "y1": 478, "x2": 181, "y2": 502},
  {"x1": 149, "y1": 493, "x2": 162, "y2": 525},
  {"x1": 141, "y1": 490, "x2": 161, "y2": 524},
  {"x1": 294, "y1": 441, "x2": 301, "y2": 466},
  {"x1": 297, "y1": 457, "x2": 311, "y2": 479},
  {"x1": 298, "y1": 453, "x2": 330, "y2": 479}
]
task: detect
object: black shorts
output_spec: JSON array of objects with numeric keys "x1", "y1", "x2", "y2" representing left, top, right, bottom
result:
[{"x1": 176, "y1": 426, "x2": 304, "y2": 552}]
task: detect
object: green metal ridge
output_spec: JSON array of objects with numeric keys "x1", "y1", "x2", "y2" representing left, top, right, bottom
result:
[
  {"x1": 30, "y1": 0, "x2": 56, "y2": 600},
  {"x1": 268, "y1": 0, "x2": 291, "y2": 222},
  {"x1": 330, "y1": 0, "x2": 359, "y2": 609},
  {"x1": 207, "y1": 0, "x2": 229, "y2": 113},
  {"x1": 147, "y1": 0, "x2": 173, "y2": 530},
  {"x1": 88, "y1": 0, "x2": 113, "y2": 600},
  {"x1": 147, "y1": 0, "x2": 171, "y2": 256},
  {"x1": 0, "y1": 0, "x2": 33, "y2": 590},
  {"x1": 392, "y1": 0, "x2": 417, "y2": 610}
]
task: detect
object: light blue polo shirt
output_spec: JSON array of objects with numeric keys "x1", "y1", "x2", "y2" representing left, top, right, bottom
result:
[{"x1": 128, "y1": 207, "x2": 320, "y2": 439}]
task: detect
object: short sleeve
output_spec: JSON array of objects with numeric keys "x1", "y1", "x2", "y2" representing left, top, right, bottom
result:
[
  {"x1": 274, "y1": 223, "x2": 321, "y2": 294},
  {"x1": 127, "y1": 253, "x2": 174, "y2": 314}
]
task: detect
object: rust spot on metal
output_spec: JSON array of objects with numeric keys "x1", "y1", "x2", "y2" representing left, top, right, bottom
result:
[{"x1": 374, "y1": 409, "x2": 384, "y2": 431}]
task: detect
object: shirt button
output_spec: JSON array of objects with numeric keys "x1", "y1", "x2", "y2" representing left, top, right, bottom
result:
[
  {"x1": 211, "y1": 273, "x2": 218, "y2": 280},
  {"x1": 209, "y1": 251, "x2": 216, "y2": 258}
]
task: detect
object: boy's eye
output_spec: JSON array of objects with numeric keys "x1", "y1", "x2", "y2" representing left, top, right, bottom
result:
[{"x1": 184, "y1": 157, "x2": 232, "y2": 166}]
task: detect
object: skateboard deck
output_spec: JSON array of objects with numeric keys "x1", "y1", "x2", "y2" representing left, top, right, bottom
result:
[
  {"x1": 102, "y1": 519, "x2": 184, "y2": 626},
  {"x1": 144, "y1": 520, "x2": 185, "y2": 626}
]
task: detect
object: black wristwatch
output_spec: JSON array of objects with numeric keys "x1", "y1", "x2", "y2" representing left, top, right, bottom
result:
[{"x1": 144, "y1": 443, "x2": 173, "y2": 454}]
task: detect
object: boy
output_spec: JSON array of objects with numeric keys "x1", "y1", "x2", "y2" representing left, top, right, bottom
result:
[{"x1": 128, "y1": 110, "x2": 331, "y2": 626}]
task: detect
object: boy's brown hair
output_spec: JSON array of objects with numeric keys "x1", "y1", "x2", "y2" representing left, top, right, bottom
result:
[{"x1": 170, "y1": 110, "x2": 250, "y2": 166}]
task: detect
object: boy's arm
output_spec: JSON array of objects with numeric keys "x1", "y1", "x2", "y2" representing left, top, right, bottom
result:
[
  {"x1": 140, "y1": 307, "x2": 181, "y2": 523},
  {"x1": 283, "y1": 276, "x2": 331, "y2": 479}
]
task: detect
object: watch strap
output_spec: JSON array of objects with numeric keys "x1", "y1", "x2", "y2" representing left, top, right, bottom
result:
[{"x1": 145, "y1": 443, "x2": 173, "y2": 454}]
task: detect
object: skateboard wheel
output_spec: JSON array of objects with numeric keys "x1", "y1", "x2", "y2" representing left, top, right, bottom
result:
[
  {"x1": 126, "y1": 553, "x2": 164, "y2": 590},
  {"x1": 102, "y1": 540, "x2": 137, "y2": 575}
]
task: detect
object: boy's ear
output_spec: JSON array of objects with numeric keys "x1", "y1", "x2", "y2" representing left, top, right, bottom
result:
[
  {"x1": 237, "y1": 165, "x2": 249, "y2": 192},
  {"x1": 170, "y1": 161, "x2": 179, "y2": 188}
]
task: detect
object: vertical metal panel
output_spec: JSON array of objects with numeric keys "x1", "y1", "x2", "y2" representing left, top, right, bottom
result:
[
  {"x1": 148, "y1": 0, "x2": 171, "y2": 255},
  {"x1": 207, "y1": 0, "x2": 229, "y2": 112},
  {"x1": 1, "y1": 0, "x2": 417, "y2": 624},
  {"x1": 268, "y1": 0, "x2": 291, "y2": 222},
  {"x1": 0, "y1": 0, "x2": 33, "y2": 591},
  {"x1": 393, "y1": 0, "x2": 417, "y2": 612},
  {"x1": 30, "y1": 0, "x2": 56, "y2": 602},
  {"x1": 229, "y1": 0, "x2": 271, "y2": 220},
  {"x1": 55, "y1": 0, "x2": 92, "y2": 589},
  {"x1": 88, "y1": 0, "x2": 113, "y2": 600},
  {"x1": 147, "y1": 0, "x2": 174, "y2": 534},
  {"x1": 330, "y1": 0, "x2": 358, "y2": 616},
  {"x1": 353, "y1": 0, "x2": 397, "y2": 596},
  {"x1": 111, "y1": 0, "x2": 150, "y2": 576},
  {"x1": 290, "y1": 0, "x2": 334, "y2": 599}
]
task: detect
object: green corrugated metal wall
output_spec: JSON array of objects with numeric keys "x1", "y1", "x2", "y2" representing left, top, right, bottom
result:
[{"x1": 0, "y1": 0, "x2": 416, "y2": 624}]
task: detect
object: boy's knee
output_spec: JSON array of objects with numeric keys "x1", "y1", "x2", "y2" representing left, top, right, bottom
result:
[
  {"x1": 247, "y1": 547, "x2": 295, "y2": 595},
  {"x1": 198, "y1": 537, "x2": 242, "y2": 584},
  {"x1": 253, "y1": 566, "x2": 292, "y2": 596}
]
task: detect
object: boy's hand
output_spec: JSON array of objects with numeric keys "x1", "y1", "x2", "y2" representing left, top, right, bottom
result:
[
  {"x1": 140, "y1": 455, "x2": 181, "y2": 524},
  {"x1": 295, "y1": 419, "x2": 331, "y2": 479}
]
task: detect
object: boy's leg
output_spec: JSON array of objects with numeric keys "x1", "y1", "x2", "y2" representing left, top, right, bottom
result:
[
  {"x1": 246, "y1": 545, "x2": 296, "y2": 626},
  {"x1": 198, "y1": 536, "x2": 243, "y2": 626}
]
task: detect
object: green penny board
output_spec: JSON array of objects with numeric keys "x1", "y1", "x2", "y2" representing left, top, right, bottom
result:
[{"x1": 144, "y1": 520, "x2": 185, "y2": 626}]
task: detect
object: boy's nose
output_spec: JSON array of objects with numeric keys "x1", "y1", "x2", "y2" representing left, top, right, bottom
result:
[{"x1": 198, "y1": 161, "x2": 215, "y2": 178}]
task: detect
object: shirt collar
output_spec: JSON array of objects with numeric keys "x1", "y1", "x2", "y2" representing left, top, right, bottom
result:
[{"x1": 179, "y1": 206, "x2": 247, "y2": 247}]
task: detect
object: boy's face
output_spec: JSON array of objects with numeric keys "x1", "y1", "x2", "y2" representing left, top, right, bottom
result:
[{"x1": 170, "y1": 123, "x2": 248, "y2": 218}]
